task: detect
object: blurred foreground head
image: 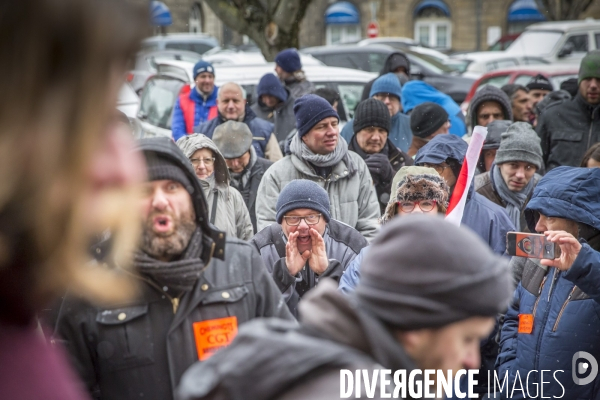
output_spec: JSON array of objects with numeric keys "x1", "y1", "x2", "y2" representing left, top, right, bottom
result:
[{"x1": 0, "y1": 0, "x2": 147, "y2": 324}]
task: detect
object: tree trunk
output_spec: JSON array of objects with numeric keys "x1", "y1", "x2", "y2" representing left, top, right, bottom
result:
[
  {"x1": 203, "y1": 0, "x2": 314, "y2": 61},
  {"x1": 534, "y1": 0, "x2": 594, "y2": 21}
]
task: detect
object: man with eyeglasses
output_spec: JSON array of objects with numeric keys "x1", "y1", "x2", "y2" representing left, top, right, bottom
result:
[
  {"x1": 251, "y1": 179, "x2": 368, "y2": 316},
  {"x1": 475, "y1": 122, "x2": 543, "y2": 232},
  {"x1": 341, "y1": 73, "x2": 412, "y2": 153},
  {"x1": 415, "y1": 134, "x2": 514, "y2": 255}
]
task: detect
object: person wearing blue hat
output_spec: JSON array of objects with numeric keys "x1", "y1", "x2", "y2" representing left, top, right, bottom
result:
[
  {"x1": 274, "y1": 48, "x2": 315, "y2": 99},
  {"x1": 256, "y1": 94, "x2": 381, "y2": 241},
  {"x1": 251, "y1": 73, "x2": 296, "y2": 143},
  {"x1": 171, "y1": 60, "x2": 218, "y2": 141},
  {"x1": 341, "y1": 73, "x2": 413, "y2": 153},
  {"x1": 251, "y1": 179, "x2": 367, "y2": 317}
]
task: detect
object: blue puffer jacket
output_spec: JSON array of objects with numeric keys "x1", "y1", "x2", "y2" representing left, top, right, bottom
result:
[
  {"x1": 415, "y1": 134, "x2": 515, "y2": 255},
  {"x1": 172, "y1": 86, "x2": 219, "y2": 141},
  {"x1": 194, "y1": 105, "x2": 274, "y2": 158},
  {"x1": 497, "y1": 167, "x2": 600, "y2": 400},
  {"x1": 401, "y1": 80, "x2": 467, "y2": 137},
  {"x1": 340, "y1": 111, "x2": 412, "y2": 153}
]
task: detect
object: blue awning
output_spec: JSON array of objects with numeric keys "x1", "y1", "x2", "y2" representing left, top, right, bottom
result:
[
  {"x1": 325, "y1": 2, "x2": 360, "y2": 25},
  {"x1": 508, "y1": 0, "x2": 546, "y2": 22},
  {"x1": 413, "y1": 0, "x2": 451, "y2": 17},
  {"x1": 151, "y1": 1, "x2": 172, "y2": 26}
]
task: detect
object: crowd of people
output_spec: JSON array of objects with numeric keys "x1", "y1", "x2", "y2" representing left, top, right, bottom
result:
[{"x1": 3, "y1": 1, "x2": 600, "y2": 399}]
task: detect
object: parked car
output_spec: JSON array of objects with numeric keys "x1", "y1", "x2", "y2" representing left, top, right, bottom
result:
[
  {"x1": 136, "y1": 60, "x2": 376, "y2": 138},
  {"x1": 447, "y1": 51, "x2": 549, "y2": 79},
  {"x1": 117, "y1": 83, "x2": 140, "y2": 119},
  {"x1": 128, "y1": 49, "x2": 202, "y2": 94},
  {"x1": 460, "y1": 64, "x2": 579, "y2": 114},
  {"x1": 356, "y1": 37, "x2": 450, "y2": 64},
  {"x1": 140, "y1": 33, "x2": 219, "y2": 55},
  {"x1": 202, "y1": 48, "x2": 323, "y2": 67},
  {"x1": 301, "y1": 44, "x2": 474, "y2": 103},
  {"x1": 488, "y1": 33, "x2": 520, "y2": 51},
  {"x1": 504, "y1": 19, "x2": 600, "y2": 64}
]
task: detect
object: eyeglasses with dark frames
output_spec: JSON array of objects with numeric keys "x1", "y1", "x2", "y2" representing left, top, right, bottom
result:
[{"x1": 283, "y1": 214, "x2": 322, "y2": 226}]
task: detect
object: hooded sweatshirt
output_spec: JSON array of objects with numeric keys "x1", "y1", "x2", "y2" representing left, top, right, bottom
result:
[
  {"x1": 251, "y1": 75, "x2": 297, "y2": 142},
  {"x1": 467, "y1": 85, "x2": 513, "y2": 131},
  {"x1": 176, "y1": 134, "x2": 254, "y2": 241}
]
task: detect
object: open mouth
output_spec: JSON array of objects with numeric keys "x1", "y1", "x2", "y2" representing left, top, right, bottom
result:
[
  {"x1": 152, "y1": 215, "x2": 173, "y2": 233},
  {"x1": 297, "y1": 234, "x2": 311, "y2": 244}
]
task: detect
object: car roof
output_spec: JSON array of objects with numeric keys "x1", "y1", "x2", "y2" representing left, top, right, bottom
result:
[
  {"x1": 301, "y1": 44, "x2": 396, "y2": 54},
  {"x1": 153, "y1": 59, "x2": 376, "y2": 85},
  {"x1": 202, "y1": 50, "x2": 323, "y2": 67},
  {"x1": 524, "y1": 19, "x2": 600, "y2": 32},
  {"x1": 143, "y1": 33, "x2": 217, "y2": 42},
  {"x1": 482, "y1": 63, "x2": 579, "y2": 76}
]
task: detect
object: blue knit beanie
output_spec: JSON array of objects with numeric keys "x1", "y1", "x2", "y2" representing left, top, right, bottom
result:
[
  {"x1": 275, "y1": 48, "x2": 302, "y2": 73},
  {"x1": 294, "y1": 94, "x2": 339, "y2": 137},
  {"x1": 257, "y1": 73, "x2": 288, "y2": 103},
  {"x1": 276, "y1": 179, "x2": 331, "y2": 224},
  {"x1": 193, "y1": 60, "x2": 215, "y2": 79},
  {"x1": 369, "y1": 72, "x2": 403, "y2": 100}
]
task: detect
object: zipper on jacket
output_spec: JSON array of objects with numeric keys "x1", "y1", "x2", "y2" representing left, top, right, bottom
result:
[
  {"x1": 547, "y1": 268, "x2": 559, "y2": 302},
  {"x1": 588, "y1": 119, "x2": 594, "y2": 149},
  {"x1": 532, "y1": 275, "x2": 548, "y2": 316},
  {"x1": 552, "y1": 287, "x2": 576, "y2": 332}
]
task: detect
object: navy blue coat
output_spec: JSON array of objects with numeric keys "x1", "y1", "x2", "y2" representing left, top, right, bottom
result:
[
  {"x1": 497, "y1": 167, "x2": 600, "y2": 399},
  {"x1": 194, "y1": 105, "x2": 274, "y2": 158}
]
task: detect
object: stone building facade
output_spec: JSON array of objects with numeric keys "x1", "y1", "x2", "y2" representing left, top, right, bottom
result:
[{"x1": 144, "y1": 0, "x2": 600, "y2": 52}]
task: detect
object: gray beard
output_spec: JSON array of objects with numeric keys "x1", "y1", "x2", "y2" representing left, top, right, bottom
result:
[{"x1": 140, "y1": 211, "x2": 197, "y2": 260}]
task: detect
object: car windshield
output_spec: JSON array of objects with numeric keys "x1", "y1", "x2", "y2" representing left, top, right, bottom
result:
[
  {"x1": 444, "y1": 59, "x2": 471, "y2": 73},
  {"x1": 138, "y1": 77, "x2": 184, "y2": 129},
  {"x1": 506, "y1": 30, "x2": 563, "y2": 57},
  {"x1": 407, "y1": 51, "x2": 455, "y2": 74},
  {"x1": 549, "y1": 73, "x2": 578, "y2": 88}
]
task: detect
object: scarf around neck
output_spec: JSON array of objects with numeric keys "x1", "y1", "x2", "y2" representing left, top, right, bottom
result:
[
  {"x1": 135, "y1": 227, "x2": 206, "y2": 293},
  {"x1": 289, "y1": 132, "x2": 354, "y2": 174},
  {"x1": 492, "y1": 165, "x2": 533, "y2": 231},
  {"x1": 230, "y1": 146, "x2": 257, "y2": 191}
]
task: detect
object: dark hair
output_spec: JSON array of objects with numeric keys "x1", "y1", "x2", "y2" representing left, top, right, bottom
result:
[
  {"x1": 501, "y1": 84, "x2": 529, "y2": 101},
  {"x1": 581, "y1": 142, "x2": 600, "y2": 167},
  {"x1": 313, "y1": 87, "x2": 340, "y2": 106},
  {"x1": 560, "y1": 78, "x2": 579, "y2": 97}
]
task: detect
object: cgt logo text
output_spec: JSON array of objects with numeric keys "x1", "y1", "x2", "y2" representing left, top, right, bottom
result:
[{"x1": 339, "y1": 352, "x2": 599, "y2": 399}]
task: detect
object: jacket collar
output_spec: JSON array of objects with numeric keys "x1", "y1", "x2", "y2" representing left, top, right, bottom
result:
[
  {"x1": 290, "y1": 153, "x2": 352, "y2": 182},
  {"x1": 575, "y1": 93, "x2": 600, "y2": 117}
]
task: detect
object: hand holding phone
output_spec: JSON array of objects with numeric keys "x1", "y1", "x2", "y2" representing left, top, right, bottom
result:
[
  {"x1": 540, "y1": 230, "x2": 582, "y2": 271},
  {"x1": 506, "y1": 232, "x2": 561, "y2": 259}
]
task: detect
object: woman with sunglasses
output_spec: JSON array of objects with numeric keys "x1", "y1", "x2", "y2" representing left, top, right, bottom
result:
[
  {"x1": 339, "y1": 166, "x2": 449, "y2": 293},
  {"x1": 176, "y1": 134, "x2": 253, "y2": 240}
]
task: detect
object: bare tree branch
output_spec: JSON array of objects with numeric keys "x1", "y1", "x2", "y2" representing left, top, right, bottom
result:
[{"x1": 535, "y1": 0, "x2": 593, "y2": 21}]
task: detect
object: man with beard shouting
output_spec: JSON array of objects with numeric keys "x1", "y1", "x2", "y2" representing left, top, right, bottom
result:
[{"x1": 54, "y1": 137, "x2": 293, "y2": 400}]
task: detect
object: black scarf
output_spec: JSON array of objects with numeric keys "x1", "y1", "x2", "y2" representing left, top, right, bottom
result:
[
  {"x1": 135, "y1": 228, "x2": 205, "y2": 292},
  {"x1": 349, "y1": 134, "x2": 390, "y2": 160}
]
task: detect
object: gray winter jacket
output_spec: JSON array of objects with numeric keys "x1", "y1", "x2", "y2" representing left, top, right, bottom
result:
[
  {"x1": 177, "y1": 134, "x2": 254, "y2": 241},
  {"x1": 250, "y1": 219, "x2": 368, "y2": 316},
  {"x1": 283, "y1": 73, "x2": 315, "y2": 99},
  {"x1": 255, "y1": 151, "x2": 381, "y2": 241}
]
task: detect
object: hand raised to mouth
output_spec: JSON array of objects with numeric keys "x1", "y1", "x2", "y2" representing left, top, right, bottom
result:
[
  {"x1": 307, "y1": 228, "x2": 329, "y2": 275},
  {"x1": 285, "y1": 231, "x2": 311, "y2": 276}
]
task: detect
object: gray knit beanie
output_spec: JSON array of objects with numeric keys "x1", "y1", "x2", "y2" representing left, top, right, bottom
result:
[
  {"x1": 355, "y1": 214, "x2": 513, "y2": 330},
  {"x1": 494, "y1": 122, "x2": 543, "y2": 170}
]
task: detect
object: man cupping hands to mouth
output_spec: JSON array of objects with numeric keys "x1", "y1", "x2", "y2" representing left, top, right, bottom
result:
[{"x1": 251, "y1": 179, "x2": 367, "y2": 316}]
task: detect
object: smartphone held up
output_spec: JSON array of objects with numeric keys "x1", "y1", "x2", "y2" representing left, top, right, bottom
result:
[{"x1": 506, "y1": 232, "x2": 562, "y2": 259}]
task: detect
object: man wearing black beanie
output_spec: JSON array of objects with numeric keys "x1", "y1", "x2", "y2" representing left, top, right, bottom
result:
[
  {"x1": 526, "y1": 73, "x2": 553, "y2": 109},
  {"x1": 348, "y1": 98, "x2": 413, "y2": 213},
  {"x1": 177, "y1": 215, "x2": 513, "y2": 400},
  {"x1": 408, "y1": 102, "x2": 450, "y2": 157},
  {"x1": 55, "y1": 138, "x2": 293, "y2": 400}
]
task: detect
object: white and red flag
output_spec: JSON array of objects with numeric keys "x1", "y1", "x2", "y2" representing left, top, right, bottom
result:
[{"x1": 445, "y1": 126, "x2": 488, "y2": 226}]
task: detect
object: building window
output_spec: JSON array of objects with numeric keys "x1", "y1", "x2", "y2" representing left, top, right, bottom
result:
[
  {"x1": 413, "y1": 0, "x2": 452, "y2": 49},
  {"x1": 324, "y1": 2, "x2": 361, "y2": 45},
  {"x1": 189, "y1": 2, "x2": 204, "y2": 33}
]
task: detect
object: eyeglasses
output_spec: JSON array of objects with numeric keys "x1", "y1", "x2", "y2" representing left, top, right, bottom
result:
[
  {"x1": 190, "y1": 157, "x2": 215, "y2": 167},
  {"x1": 283, "y1": 214, "x2": 322, "y2": 226},
  {"x1": 422, "y1": 163, "x2": 449, "y2": 175},
  {"x1": 397, "y1": 200, "x2": 437, "y2": 213}
]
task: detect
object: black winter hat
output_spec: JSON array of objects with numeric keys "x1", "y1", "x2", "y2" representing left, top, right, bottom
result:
[
  {"x1": 526, "y1": 74, "x2": 553, "y2": 91},
  {"x1": 482, "y1": 120, "x2": 512, "y2": 150},
  {"x1": 353, "y1": 98, "x2": 390, "y2": 135},
  {"x1": 144, "y1": 152, "x2": 195, "y2": 195},
  {"x1": 410, "y1": 102, "x2": 449, "y2": 139}
]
